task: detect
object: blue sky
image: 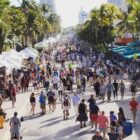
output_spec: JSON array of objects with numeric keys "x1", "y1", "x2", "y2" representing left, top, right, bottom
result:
[{"x1": 10, "y1": 0, "x2": 107, "y2": 27}]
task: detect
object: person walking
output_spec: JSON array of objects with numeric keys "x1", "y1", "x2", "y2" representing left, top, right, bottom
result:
[
  {"x1": 119, "y1": 80, "x2": 125, "y2": 100},
  {"x1": 118, "y1": 107, "x2": 126, "y2": 124},
  {"x1": 81, "y1": 75, "x2": 86, "y2": 94},
  {"x1": 76, "y1": 99, "x2": 88, "y2": 128},
  {"x1": 129, "y1": 98, "x2": 138, "y2": 124},
  {"x1": 94, "y1": 79, "x2": 100, "y2": 98},
  {"x1": 39, "y1": 91, "x2": 46, "y2": 114},
  {"x1": 100, "y1": 81, "x2": 106, "y2": 102},
  {"x1": 112, "y1": 80, "x2": 119, "y2": 99},
  {"x1": 30, "y1": 93, "x2": 36, "y2": 115},
  {"x1": 62, "y1": 94, "x2": 71, "y2": 120},
  {"x1": 11, "y1": 85, "x2": 16, "y2": 108},
  {"x1": 106, "y1": 81, "x2": 113, "y2": 102},
  {"x1": 47, "y1": 89, "x2": 55, "y2": 113},
  {"x1": 98, "y1": 111, "x2": 109, "y2": 137},
  {"x1": 58, "y1": 82, "x2": 63, "y2": 101},
  {"x1": 10, "y1": 112, "x2": 21, "y2": 140},
  {"x1": 72, "y1": 92, "x2": 80, "y2": 115},
  {"x1": 109, "y1": 111, "x2": 117, "y2": 131},
  {"x1": 130, "y1": 81, "x2": 137, "y2": 98},
  {"x1": 89, "y1": 100, "x2": 100, "y2": 129}
]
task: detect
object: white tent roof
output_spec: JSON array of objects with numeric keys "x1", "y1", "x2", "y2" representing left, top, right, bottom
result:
[
  {"x1": 20, "y1": 48, "x2": 37, "y2": 59},
  {"x1": 34, "y1": 40, "x2": 49, "y2": 48}
]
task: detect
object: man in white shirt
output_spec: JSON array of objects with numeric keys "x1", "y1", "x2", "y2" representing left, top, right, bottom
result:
[{"x1": 72, "y1": 92, "x2": 80, "y2": 115}]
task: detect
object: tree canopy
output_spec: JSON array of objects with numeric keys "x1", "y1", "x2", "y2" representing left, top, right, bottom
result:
[{"x1": 0, "y1": 0, "x2": 61, "y2": 53}]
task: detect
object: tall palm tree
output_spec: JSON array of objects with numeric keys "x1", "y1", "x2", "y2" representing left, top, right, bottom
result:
[{"x1": 0, "y1": 0, "x2": 11, "y2": 53}]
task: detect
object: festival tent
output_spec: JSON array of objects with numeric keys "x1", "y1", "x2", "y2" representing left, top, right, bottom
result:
[
  {"x1": 20, "y1": 48, "x2": 38, "y2": 59},
  {"x1": 4, "y1": 50, "x2": 23, "y2": 64},
  {"x1": 34, "y1": 41, "x2": 48, "y2": 48},
  {"x1": 48, "y1": 37, "x2": 57, "y2": 44},
  {"x1": 27, "y1": 47, "x2": 38, "y2": 56},
  {"x1": 0, "y1": 55, "x2": 14, "y2": 74}
]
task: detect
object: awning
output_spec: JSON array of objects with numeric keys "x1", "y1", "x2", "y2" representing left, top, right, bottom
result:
[
  {"x1": 127, "y1": 41, "x2": 140, "y2": 47},
  {"x1": 124, "y1": 53, "x2": 140, "y2": 59}
]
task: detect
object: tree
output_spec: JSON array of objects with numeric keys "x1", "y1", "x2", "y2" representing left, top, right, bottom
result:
[
  {"x1": 77, "y1": 4, "x2": 122, "y2": 52},
  {"x1": 0, "y1": 0, "x2": 10, "y2": 53}
]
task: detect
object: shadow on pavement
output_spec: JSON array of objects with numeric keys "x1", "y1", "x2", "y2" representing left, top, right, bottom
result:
[
  {"x1": 21, "y1": 112, "x2": 44, "y2": 122},
  {"x1": 39, "y1": 119, "x2": 61, "y2": 128},
  {"x1": 40, "y1": 116, "x2": 62, "y2": 124},
  {"x1": 53, "y1": 124, "x2": 80, "y2": 139}
]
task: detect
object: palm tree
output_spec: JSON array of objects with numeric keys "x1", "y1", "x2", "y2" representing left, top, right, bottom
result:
[{"x1": 0, "y1": 0, "x2": 11, "y2": 53}]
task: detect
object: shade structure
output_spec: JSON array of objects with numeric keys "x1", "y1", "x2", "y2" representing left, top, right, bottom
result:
[
  {"x1": 20, "y1": 48, "x2": 38, "y2": 59},
  {"x1": 112, "y1": 46, "x2": 127, "y2": 53},
  {"x1": 118, "y1": 48, "x2": 137, "y2": 55},
  {"x1": 124, "y1": 53, "x2": 140, "y2": 59},
  {"x1": 34, "y1": 41, "x2": 48, "y2": 48},
  {"x1": 127, "y1": 41, "x2": 140, "y2": 47}
]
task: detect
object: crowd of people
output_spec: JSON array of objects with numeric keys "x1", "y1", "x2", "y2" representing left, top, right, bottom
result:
[{"x1": 0, "y1": 40, "x2": 139, "y2": 140}]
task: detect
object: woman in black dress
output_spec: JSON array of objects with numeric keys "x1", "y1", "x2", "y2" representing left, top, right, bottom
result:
[{"x1": 76, "y1": 99, "x2": 88, "y2": 128}]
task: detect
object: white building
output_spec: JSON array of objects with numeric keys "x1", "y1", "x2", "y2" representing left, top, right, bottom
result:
[
  {"x1": 108, "y1": 0, "x2": 128, "y2": 12},
  {"x1": 78, "y1": 8, "x2": 88, "y2": 24},
  {"x1": 39, "y1": 0, "x2": 56, "y2": 12}
]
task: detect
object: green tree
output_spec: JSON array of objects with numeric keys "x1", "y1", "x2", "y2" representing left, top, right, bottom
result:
[{"x1": 0, "y1": 0, "x2": 10, "y2": 53}]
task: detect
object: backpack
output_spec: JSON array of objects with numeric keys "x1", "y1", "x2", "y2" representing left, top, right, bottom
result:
[{"x1": 63, "y1": 98, "x2": 69, "y2": 106}]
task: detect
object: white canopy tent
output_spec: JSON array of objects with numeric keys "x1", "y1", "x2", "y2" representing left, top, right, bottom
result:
[
  {"x1": 20, "y1": 47, "x2": 38, "y2": 59},
  {"x1": 34, "y1": 40, "x2": 49, "y2": 48}
]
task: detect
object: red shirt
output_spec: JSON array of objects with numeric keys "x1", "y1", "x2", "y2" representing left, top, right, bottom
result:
[
  {"x1": 129, "y1": 100, "x2": 138, "y2": 110},
  {"x1": 98, "y1": 114, "x2": 109, "y2": 128}
]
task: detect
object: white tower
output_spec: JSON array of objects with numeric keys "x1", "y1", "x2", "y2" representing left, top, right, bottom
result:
[
  {"x1": 78, "y1": 8, "x2": 88, "y2": 24},
  {"x1": 39, "y1": 0, "x2": 56, "y2": 12}
]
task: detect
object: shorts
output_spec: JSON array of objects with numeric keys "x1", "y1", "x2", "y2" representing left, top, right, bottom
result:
[
  {"x1": 90, "y1": 114, "x2": 98, "y2": 122},
  {"x1": 99, "y1": 127, "x2": 107, "y2": 133},
  {"x1": 48, "y1": 99, "x2": 55, "y2": 105},
  {"x1": 40, "y1": 104, "x2": 46, "y2": 109}
]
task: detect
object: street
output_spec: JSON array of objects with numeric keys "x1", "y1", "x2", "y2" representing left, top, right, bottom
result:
[{"x1": 1, "y1": 81, "x2": 139, "y2": 140}]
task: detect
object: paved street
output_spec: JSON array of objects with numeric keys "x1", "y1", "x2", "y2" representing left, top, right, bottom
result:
[{"x1": 1, "y1": 81, "x2": 138, "y2": 140}]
